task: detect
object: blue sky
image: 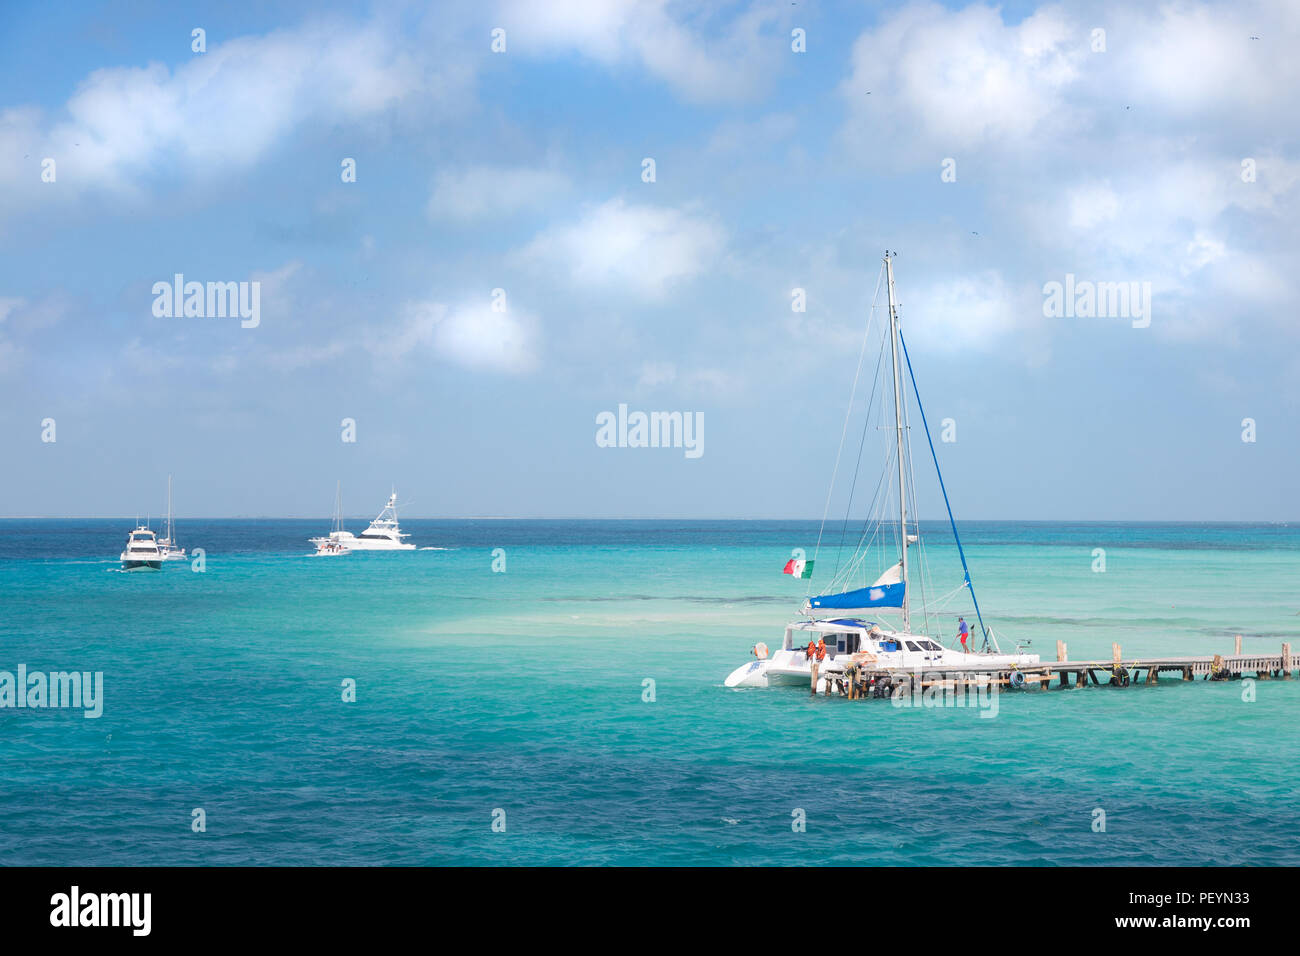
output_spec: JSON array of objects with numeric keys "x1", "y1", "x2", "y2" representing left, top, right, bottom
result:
[{"x1": 0, "y1": 0, "x2": 1296, "y2": 519}]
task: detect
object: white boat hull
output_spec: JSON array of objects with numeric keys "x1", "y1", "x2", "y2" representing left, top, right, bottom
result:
[
  {"x1": 345, "y1": 538, "x2": 416, "y2": 551},
  {"x1": 726, "y1": 631, "x2": 1040, "y2": 692},
  {"x1": 120, "y1": 556, "x2": 162, "y2": 571}
]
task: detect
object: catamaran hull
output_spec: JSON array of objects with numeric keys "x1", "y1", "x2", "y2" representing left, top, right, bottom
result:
[
  {"x1": 726, "y1": 643, "x2": 1041, "y2": 692},
  {"x1": 724, "y1": 654, "x2": 832, "y2": 688},
  {"x1": 725, "y1": 660, "x2": 771, "y2": 687}
]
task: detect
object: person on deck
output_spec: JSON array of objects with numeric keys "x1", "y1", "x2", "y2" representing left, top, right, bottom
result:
[{"x1": 957, "y1": 617, "x2": 970, "y2": 653}]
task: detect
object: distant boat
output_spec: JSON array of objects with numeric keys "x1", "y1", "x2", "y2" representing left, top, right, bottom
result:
[
  {"x1": 725, "y1": 253, "x2": 1039, "y2": 689},
  {"x1": 310, "y1": 482, "x2": 352, "y2": 556},
  {"x1": 158, "y1": 474, "x2": 186, "y2": 561},
  {"x1": 120, "y1": 526, "x2": 163, "y2": 571},
  {"x1": 346, "y1": 491, "x2": 416, "y2": 551}
]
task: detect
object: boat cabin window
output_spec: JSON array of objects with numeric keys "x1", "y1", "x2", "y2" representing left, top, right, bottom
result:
[{"x1": 904, "y1": 640, "x2": 944, "y2": 652}]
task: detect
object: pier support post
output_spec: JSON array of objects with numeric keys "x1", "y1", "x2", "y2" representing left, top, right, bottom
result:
[
  {"x1": 1283, "y1": 643, "x2": 1293, "y2": 680},
  {"x1": 1056, "y1": 640, "x2": 1067, "y2": 662},
  {"x1": 1112, "y1": 643, "x2": 1122, "y2": 665},
  {"x1": 1235, "y1": 634, "x2": 1242, "y2": 656}
]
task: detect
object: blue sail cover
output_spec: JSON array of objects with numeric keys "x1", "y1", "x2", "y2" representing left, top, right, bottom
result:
[{"x1": 808, "y1": 581, "x2": 905, "y2": 610}]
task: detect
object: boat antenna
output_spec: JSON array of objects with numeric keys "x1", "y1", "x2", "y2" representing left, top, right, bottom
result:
[{"x1": 897, "y1": 328, "x2": 996, "y2": 653}]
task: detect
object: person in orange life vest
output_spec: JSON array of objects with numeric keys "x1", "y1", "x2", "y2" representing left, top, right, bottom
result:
[
  {"x1": 815, "y1": 637, "x2": 827, "y2": 661},
  {"x1": 957, "y1": 617, "x2": 970, "y2": 652}
]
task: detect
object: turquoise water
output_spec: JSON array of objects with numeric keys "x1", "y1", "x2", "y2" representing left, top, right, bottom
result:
[{"x1": 1, "y1": 519, "x2": 1298, "y2": 866}]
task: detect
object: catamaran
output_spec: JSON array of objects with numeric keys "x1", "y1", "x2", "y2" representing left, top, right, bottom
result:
[
  {"x1": 725, "y1": 253, "x2": 1039, "y2": 690},
  {"x1": 309, "y1": 489, "x2": 415, "y2": 552},
  {"x1": 158, "y1": 474, "x2": 186, "y2": 561},
  {"x1": 310, "y1": 481, "x2": 352, "y2": 556}
]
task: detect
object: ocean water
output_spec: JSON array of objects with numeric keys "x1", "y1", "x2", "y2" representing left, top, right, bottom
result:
[{"x1": 1, "y1": 519, "x2": 1298, "y2": 866}]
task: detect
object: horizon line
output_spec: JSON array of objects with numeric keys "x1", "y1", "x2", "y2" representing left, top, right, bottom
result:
[{"x1": 0, "y1": 515, "x2": 1294, "y2": 524}]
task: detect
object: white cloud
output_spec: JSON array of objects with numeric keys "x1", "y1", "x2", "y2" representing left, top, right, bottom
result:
[
  {"x1": 428, "y1": 165, "x2": 571, "y2": 221},
  {"x1": 391, "y1": 299, "x2": 539, "y2": 374},
  {"x1": 901, "y1": 271, "x2": 1022, "y2": 353},
  {"x1": 1183, "y1": 234, "x2": 1227, "y2": 274},
  {"x1": 495, "y1": 0, "x2": 786, "y2": 103},
  {"x1": 520, "y1": 197, "x2": 725, "y2": 298},
  {"x1": 841, "y1": 2, "x2": 1083, "y2": 157},
  {"x1": 0, "y1": 17, "x2": 468, "y2": 211},
  {"x1": 1117, "y1": 3, "x2": 1300, "y2": 123},
  {"x1": 837, "y1": 2, "x2": 1300, "y2": 346},
  {"x1": 840, "y1": 2, "x2": 1300, "y2": 162}
]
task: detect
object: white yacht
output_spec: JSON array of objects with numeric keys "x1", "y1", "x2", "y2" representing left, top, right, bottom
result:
[
  {"x1": 725, "y1": 252, "x2": 1039, "y2": 690},
  {"x1": 309, "y1": 482, "x2": 352, "y2": 556},
  {"x1": 120, "y1": 526, "x2": 164, "y2": 571},
  {"x1": 309, "y1": 489, "x2": 415, "y2": 552},
  {"x1": 351, "y1": 492, "x2": 416, "y2": 550},
  {"x1": 158, "y1": 474, "x2": 186, "y2": 561}
]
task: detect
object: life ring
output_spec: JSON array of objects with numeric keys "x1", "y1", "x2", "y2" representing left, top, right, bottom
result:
[{"x1": 752, "y1": 642, "x2": 770, "y2": 660}]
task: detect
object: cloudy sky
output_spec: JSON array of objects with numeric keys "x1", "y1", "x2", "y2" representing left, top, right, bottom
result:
[{"x1": 1, "y1": 0, "x2": 1296, "y2": 519}]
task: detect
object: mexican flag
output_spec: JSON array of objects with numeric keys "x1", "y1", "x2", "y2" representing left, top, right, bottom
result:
[{"x1": 783, "y1": 558, "x2": 814, "y2": 579}]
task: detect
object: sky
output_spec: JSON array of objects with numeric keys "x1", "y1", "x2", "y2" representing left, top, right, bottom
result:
[{"x1": 0, "y1": 0, "x2": 1296, "y2": 520}]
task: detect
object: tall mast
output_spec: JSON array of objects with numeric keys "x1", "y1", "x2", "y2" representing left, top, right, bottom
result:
[
  {"x1": 885, "y1": 252, "x2": 910, "y2": 633},
  {"x1": 166, "y1": 474, "x2": 174, "y2": 544}
]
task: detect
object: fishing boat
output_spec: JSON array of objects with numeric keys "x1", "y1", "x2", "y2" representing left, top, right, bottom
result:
[
  {"x1": 346, "y1": 491, "x2": 416, "y2": 551},
  {"x1": 119, "y1": 525, "x2": 164, "y2": 571},
  {"x1": 158, "y1": 474, "x2": 186, "y2": 561},
  {"x1": 309, "y1": 481, "x2": 352, "y2": 556},
  {"x1": 725, "y1": 253, "x2": 1039, "y2": 690}
]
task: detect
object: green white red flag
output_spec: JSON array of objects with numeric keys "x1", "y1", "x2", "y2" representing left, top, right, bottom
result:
[{"x1": 782, "y1": 558, "x2": 814, "y2": 579}]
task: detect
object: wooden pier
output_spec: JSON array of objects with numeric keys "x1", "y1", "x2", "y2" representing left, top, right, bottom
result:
[{"x1": 813, "y1": 639, "x2": 1297, "y2": 699}]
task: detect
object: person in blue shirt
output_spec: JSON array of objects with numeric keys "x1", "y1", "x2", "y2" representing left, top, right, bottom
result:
[{"x1": 957, "y1": 617, "x2": 970, "y2": 653}]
